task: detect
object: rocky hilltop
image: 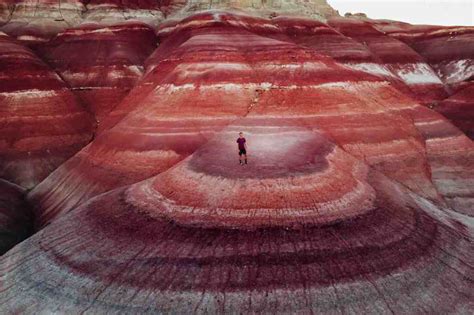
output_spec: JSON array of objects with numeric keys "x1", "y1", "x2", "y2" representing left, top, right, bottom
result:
[{"x1": 0, "y1": 1, "x2": 473, "y2": 313}]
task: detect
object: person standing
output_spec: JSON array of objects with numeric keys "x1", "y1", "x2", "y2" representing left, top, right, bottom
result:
[{"x1": 237, "y1": 132, "x2": 247, "y2": 165}]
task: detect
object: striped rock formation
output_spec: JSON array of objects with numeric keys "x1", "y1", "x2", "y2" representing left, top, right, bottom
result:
[
  {"x1": 0, "y1": 179, "x2": 32, "y2": 255},
  {"x1": 1, "y1": 124, "x2": 472, "y2": 313},
  {"x1": 0, "y1": 32, "x2": 94, "y2": 188},
  {"x1": 265, "y1": 16, "x2": 417, "y2": 97},
  {"x1": 368, "y1": 21, "x2": 474, "y2": 214},
  {"x1": 159, "y1": 13, "x2": 418, "y2": 99},
  {"x1": 0, "y1": 0, "x2": 185, "y2": 47},
  {"x1": 28, "y1": 12, "x2": 453, "y2": 229},
  {"x1": 394, "y1": 94, "x2": 474, "y2": 216},
  {"x1": 0, "y1": 2, "x2": 473, "y2": 314},
  {"x1": 0, "y1": 0, "x2": 183, "y2": 26},
  {"x1": 374, "y1": 22, "x2": 474, "y2": 93},
  {"x1": 327, "y1": 17, "x2": 449, "y2": 106},
  {"x1": 34, "y1": 22, "x2": 157, "y2": 121}
]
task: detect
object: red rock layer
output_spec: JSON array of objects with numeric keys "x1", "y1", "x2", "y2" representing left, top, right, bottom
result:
[
  {"x1": 327, "y1": 18, "x2": 448, "y2": 106},
  {"x1": 435, "y1": 85, "x2": 474, "y2": 139},
  {"x1": 34, "y1": 22, "x2": 157, "y2": 121},
  {"x1": 374, "y1": 22, "x2": 474, "y2": 93},
  {"x1": 29, "y1": 13, "x2": 451, "y2": 229},
  {"x1": 271, "y1": 16, "x2": 422, "y2": 99},
  {"x1": 0, "y1": 32, "x2": 95, "y2": 188},
  {"x1": 259, "y1": 15, "x2": 446, "y2": 104},
  {"x1": 153, "y1": 14, "x2": 448, "y2": 107},
  {"x1": 1, "y1": 140, "x2": 472, "y2": 313},
  {"x1": 156, "y1": 13, "x2": 416, "y2": 97},
  {"x1": 0, "y1": 179, "x2": 32, "y2": 255}
]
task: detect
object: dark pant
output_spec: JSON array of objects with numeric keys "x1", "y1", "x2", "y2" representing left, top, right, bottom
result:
[{"x1": 239, "y1": 149, "x2": 247, "y2": 156}]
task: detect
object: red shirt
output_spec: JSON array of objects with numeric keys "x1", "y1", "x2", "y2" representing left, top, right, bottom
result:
[{"x1": 237, "y1": 138, "x2": 246, "y2": 150}]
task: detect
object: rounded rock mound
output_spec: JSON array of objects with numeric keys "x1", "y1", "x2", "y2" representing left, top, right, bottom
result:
[{"x1": 0, "y1": 153, "x2": 472, "y2": 313}]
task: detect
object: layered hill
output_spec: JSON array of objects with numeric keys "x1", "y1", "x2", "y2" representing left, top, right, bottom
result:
[
  {"x1": 0, "y1": 1, "x2": 473, "y2": 314},
  {"x1": 0, "y1": 31, "x2": 94, "y2": 188},
  {"x1": 34, "y1": 22, "x2": 158, "y2": 122}
]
